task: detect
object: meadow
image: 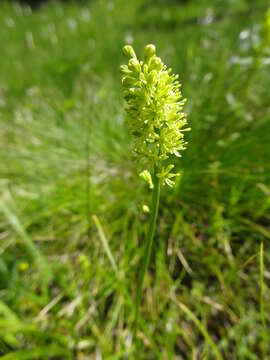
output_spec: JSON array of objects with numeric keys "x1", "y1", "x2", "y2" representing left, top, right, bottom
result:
[{"x1": 0, "y1": 0, "x2": 270, "y2": 358}]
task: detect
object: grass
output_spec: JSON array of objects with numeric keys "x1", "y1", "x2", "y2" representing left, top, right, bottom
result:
[
  {"x1": 0, "y1": 0, "x2": 269, "y2": 358},
  {"x1": 260, "y1": 241, "x2": 267, "y2": 359}
]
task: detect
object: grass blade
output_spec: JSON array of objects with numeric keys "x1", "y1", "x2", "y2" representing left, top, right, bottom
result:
[
  {"x1": 0, "y1": 300, "x2": 20, "y2": 347},
  {"x1": 92, "y1": 214, "x2": 118, "y2": 275},
  {"x1": 175, "y1": 299, "x2": 223, "y2": 360},
  {"x1": 0, "y1": 346, "x2": 71, "y2": 360},
  {"x1": 0, "y1": 195, "x2": 51, "y2": 283},
  {"x1": 260, "y1": 241, "x2": 267, "y2": 358},
  {"x1": 0, "y1": 198, "x2": 43, "y2": 263}
]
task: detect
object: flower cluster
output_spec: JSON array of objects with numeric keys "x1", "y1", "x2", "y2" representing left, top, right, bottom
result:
[{"x1": 121, "y1": 44, "x2": 190, "y2": 187}]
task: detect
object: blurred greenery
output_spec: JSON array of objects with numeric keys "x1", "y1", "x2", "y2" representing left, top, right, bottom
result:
[{"x1": 0, "y1": 0, "x2": 269, "y2": 358}]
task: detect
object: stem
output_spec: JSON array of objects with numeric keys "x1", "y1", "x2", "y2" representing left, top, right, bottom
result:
[
  {"x1": 134, "y1": 167, "x2": 161, "y2": 339},
  {"x1": 260, "y1": 241, "x2": 267, "y2": 359}
]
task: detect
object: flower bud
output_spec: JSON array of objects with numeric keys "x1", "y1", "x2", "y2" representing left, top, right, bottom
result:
[
  {"x1": 123, "y1": 45, "x2": 136, "y2": 58},
  {"x1": 139, "y1": 170, "x2": 154, "y2": 189},
  {"x1": 149, "y1": 56, "x2": 163, "y2": 71},
  {"x1": 148, "y1": 70, "x2": 158, "y2": 85},
  {"x1": 120, "y1": 65, "x2": 131, "y2": 75},
  {"x1": 122, "y1": 76, "x2": 136, "y2": 88},
  {"x1": 128, "y1": 58, "x2": 141, "y2": 73},
  {"x1": 142, "y1": 204, "x2": 150, "y2": 213},
  {"x1": 143, "y1": 44, "x2": 156, "y2": 62}
]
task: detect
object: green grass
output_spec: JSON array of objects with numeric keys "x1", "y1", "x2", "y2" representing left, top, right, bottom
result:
[{"x1": 0, "y1": 0, "x2": 269, "y2": 358}]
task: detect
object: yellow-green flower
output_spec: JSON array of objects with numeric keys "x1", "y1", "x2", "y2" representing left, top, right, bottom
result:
[{"x1": 121, "y1": 44, "x2": 190, "y2": 187}]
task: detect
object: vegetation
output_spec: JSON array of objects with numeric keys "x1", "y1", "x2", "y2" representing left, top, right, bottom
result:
[{"x1": 0, "y1": 0, "x2": 269, "y2": 358}]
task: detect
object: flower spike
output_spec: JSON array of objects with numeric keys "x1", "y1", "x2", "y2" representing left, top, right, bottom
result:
[{"x1": 121, "y1": 44, "x2": 190, "y2": 187}]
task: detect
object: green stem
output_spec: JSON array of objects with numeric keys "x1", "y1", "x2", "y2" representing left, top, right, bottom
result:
[
  {"x1": 260, "y1": 241, "x2": 267, "y2": 359},
  {"x1": 134, "y1": 167, "x2": 160, "y2": 340}
]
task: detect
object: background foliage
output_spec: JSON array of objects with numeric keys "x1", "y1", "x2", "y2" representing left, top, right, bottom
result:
[{"x1": 0, "y1": 0, "x2": 269, "y2": 358}]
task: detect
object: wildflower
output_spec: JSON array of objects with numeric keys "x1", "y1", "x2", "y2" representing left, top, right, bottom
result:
[
  {"x1": 139, "y1": 170, "x2": 153, "y2": 189},
  {"x1": 121, "y1": 45, "x2": 191, "y2": 341},
  {"x1": 142, "y1": 204, "x2": 150, "y2": 213},
  {"x1": 121, "y1": 44, "x2": 190, "y2": 187},
  {"x1": 19, "y1": 261, "x2": 29, "y2": 271}
]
